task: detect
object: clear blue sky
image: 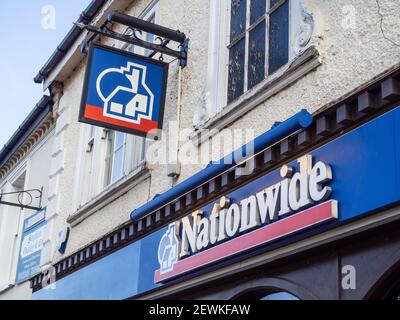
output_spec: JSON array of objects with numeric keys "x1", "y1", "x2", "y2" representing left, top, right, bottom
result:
[{"x1": 0, "y1": 1, "x2": 92, "y2": 147}]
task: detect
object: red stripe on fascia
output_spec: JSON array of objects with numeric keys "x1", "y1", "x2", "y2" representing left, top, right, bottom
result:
[
  {"x1": 84, "y1": 104, "x2": 158, "y2": 132},
  {"x1": 154, "y1": 200, "x2": 338, "y2": 283}
]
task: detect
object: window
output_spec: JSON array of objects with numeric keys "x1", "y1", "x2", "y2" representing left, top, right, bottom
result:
[
  {"x1": 260, "y1": 292, "x2": 299, "y2": 300},
  {"x1": 82, "y1": 126, "x2": 96, "y2": 203},
  {"x1": 235, "y1": 289, "x2": 300, "y2": 300},
  {"x1": 104, "y1": 131, "x2": 126, "y2": 186},
  {"x1": 75, "y1": 127, "x2": 147, "y2": 210},
  {"x1": 0, "y1": 168, "x2": 26, "y2": 288},
  {"x1": 197, "y1": 0, "x2": 316, "y2": 126},
  {"x1": 228, "y1": 0, "x2": 290, "y2": 103}
]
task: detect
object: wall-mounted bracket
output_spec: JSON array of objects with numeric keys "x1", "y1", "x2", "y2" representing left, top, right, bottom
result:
[
  {"x1": 76, "y1": 11, "x2": 189, "y2": 68},
  {"x1": 0, "y1": 188, "x2": 43, "y2": 211}
]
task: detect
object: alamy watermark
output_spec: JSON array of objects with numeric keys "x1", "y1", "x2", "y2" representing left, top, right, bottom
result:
[
  {"x1": 144, "y1": 121, "x2": 256, "y2": 175},
  {"x1": 41, "y1": 5, "x2": 56, "y2": 30},
  {"x1": 341, "y1": 265, "x2": 356, "y2": 290},
  {"x1": 41, "y1": 266, "x2": 57, "y2": 290},
  {"x1": 341, "y1": 5, "x2": 357, "y2": 30}
]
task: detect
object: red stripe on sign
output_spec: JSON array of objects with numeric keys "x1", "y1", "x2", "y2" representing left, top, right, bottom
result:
[
  {"x1": 84, "y1": 104, "x2": 158, "y2": 132},
  {"x1": 154, "y1": 200, "x2": 338, "y2": 283}
]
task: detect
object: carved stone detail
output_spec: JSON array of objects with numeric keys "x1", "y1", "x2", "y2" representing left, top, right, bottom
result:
[
  {"x1": 294, "y1": 7, "x2": 314, "y2": 56},
  {"x1": 50, "y1": 81, "x2": 64, "y2": 119},
  {"x1": 0, "y1": 117, "x2": 55, "y2": 181}
]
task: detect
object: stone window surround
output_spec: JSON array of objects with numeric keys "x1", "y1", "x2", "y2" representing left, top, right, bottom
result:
[
  {"x1": 192, "y1": 0, "x2": 318, "y2": 145},
  {"x1": 67, "y1": 161, "x2": 150, "y2": 227}
]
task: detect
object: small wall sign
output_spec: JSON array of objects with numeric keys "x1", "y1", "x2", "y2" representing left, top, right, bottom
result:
[{"x1": 16, "y1": 209, "x2": 47, "y2": 284}]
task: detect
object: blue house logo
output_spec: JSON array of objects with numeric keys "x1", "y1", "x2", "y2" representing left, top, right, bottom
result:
[
  {"x1": 79, "y1": 43, "x2": 168, "y2": 138},
  {"x1": 157, "y1": 224, "x2": 179, "y2": 274},
  {"x1": 97, "y1": 62, "x2": 154, "y2": 124}
]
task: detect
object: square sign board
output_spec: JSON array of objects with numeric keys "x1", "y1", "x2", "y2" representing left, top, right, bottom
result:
[{"x1": 79, "y1": 43, "x2": 169, "y2": 139}]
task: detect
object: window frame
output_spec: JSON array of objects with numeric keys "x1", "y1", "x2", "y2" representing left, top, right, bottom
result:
[
  {"x1": 128, "y1": 1, "x2": 160, "y2": 57},
  {"x1": 197, "y1": 0, "x2": 312, "y2": 127},
  {"x1": 86, "y1": 126, "x2": 96, "y2": 199},
  {"x1": 0, "y1": 164, "x2": 27, "y2": 289},
  {"x1": 227, "y1": 0, "x2": 291, "y2": 103},
  {"x1": 104, "y1": 130, "x2": 127, "y2": 187}
]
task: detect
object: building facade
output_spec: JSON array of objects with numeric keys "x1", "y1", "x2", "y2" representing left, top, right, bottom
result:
[
  {"x1": 0, "y1": 97, "x2": 55, "y2": 299},
  {"x1": 1, "y1": 0, "x2": 400, "y2": 300}
]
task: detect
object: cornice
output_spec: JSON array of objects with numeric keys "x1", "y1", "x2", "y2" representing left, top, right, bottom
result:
[{"x1": 0, "y1": 115, "x2": 55, "y2": 182}]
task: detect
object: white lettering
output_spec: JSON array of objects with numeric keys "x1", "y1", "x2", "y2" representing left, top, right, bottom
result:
[
  {"x1": 196, "y1": 218, "x2": 209, "y2": 250},
  {"x1": 309, "y1": 161, "x2": 333, "y2": 201},
  {"x1": 178, "y1": 211, "x2": 201, "y2": 258},
  {"x1": 256, "y1": 183, "x2": 280, "y2": 224},
  {"x1": 225, "y1": 204, "x2": 240, "y2": 237},
  {"x1": 239, "y1": 195, "x2": 259, "y2": 232},
  {"x1": 163, "y1": 154, "x2": 334, "y2": 262}
]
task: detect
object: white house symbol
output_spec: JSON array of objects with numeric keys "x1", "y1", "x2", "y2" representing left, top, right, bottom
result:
[{"x1": 96, "y1": 62, "x2": 154, "y2": 125}]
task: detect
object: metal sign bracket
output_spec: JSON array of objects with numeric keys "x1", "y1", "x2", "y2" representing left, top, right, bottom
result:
[
  {"x1": 0, "y1": 187, "x2": 43, "y2": 211},
  {"x1": 77, "y1": 11, "x2": 189, "y2": 68}
]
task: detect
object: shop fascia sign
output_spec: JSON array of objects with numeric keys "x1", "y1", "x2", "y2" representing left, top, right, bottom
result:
[{"x1": 155, "y1": 154, "x2": 337, "y2": 283}]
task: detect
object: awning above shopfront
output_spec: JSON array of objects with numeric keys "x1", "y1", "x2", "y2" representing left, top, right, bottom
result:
[{"x1": 130, "y1": 109, "x2": 313, "y2": 221}]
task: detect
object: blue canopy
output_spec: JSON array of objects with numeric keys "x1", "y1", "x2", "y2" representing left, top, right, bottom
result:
[{"x1": 130, "y1": 109, "x2": 313, "y2": 221}]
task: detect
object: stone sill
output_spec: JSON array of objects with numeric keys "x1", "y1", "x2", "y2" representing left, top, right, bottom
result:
[
  {"x1": 67, "y1": 161, "x2": 150, "y2": 227},
  {"x1": 190, "y1": 46, "x2": 321, "y2": 146},
  {"x1": 0, "y1": 283, "x2": 14, "y2": 294}
]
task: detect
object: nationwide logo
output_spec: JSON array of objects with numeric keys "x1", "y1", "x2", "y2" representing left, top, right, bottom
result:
[
  {"x1": 155, "y1": 154, "x2": 338, "y2": 283},
  {"x1": 79, "y1": 44, "x2": 168, "y2": 138},
  {"x1": 158, "y1": 224, "x2": 179, "y2": 274},
  {"x1": 96, "y1": 62, "x2": 154, "y2": 125}
]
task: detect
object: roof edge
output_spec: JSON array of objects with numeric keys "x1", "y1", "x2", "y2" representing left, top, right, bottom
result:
[
  {"x1": 0, "y1": 96, "x2": 54, "y2": 169},
  {"x1": 34, "y1": 0, "x2": 107, "y2": 84}
]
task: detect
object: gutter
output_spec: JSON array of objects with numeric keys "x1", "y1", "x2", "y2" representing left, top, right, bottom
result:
[
  {"x1": 0, "y1": 96, "x2": 53, "y2": 169},
  {"x1": 34, "y1": 0, "x2": 107, "y2": 84},
  {"x1": 130, "y1": 109, "x2": 313, "y2": 221}
]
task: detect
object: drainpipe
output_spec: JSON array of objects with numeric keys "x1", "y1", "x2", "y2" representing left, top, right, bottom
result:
[{"x1": 167, "y1": 66, "x2": 183, "y2": 179}]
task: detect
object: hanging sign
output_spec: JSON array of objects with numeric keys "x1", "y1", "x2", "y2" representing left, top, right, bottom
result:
[{"x1": 79, "y1": 42, "x2": 169, "y2": 139}]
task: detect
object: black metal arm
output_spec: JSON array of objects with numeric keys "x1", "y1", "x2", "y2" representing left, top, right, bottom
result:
[
  {"x1": 0, "y1": 188, "x2": 43, "y2": 211},
  {"x1": 77, "y1": 11, "x2": 189, "y2": 67}
]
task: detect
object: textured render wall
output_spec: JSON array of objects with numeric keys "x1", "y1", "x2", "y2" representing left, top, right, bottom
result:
[
  {"x1": 50, "y1": 0, "x2": 400, "y2": 260},
  {"x1": 216, "y1": 0, "x2": 400, "y2": 148}
]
